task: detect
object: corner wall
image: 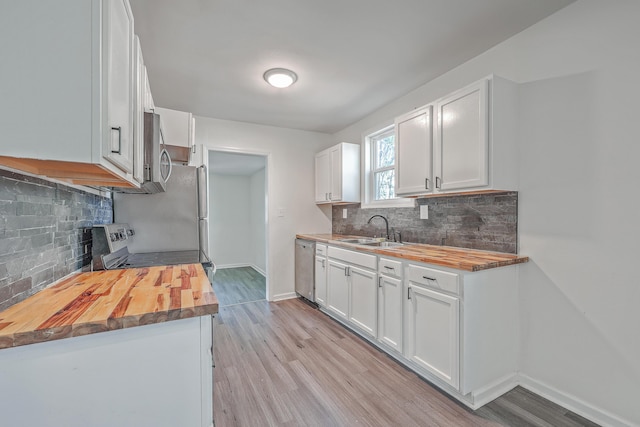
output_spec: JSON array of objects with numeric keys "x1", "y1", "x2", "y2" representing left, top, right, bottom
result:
[{"x1": 332, "y1": 1, "x2": 640, "y2": 424}]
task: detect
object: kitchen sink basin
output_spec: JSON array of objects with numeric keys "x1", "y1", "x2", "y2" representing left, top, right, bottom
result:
[
  {"x1": 338, "y1": 238, "x2": 404, "y2": 248},
  {"x1": 338, "y1": 238, "x2": 377, "y2": 244},
  {"x1": 358, "y1": 241, "x2": 404, "y2": 248}
]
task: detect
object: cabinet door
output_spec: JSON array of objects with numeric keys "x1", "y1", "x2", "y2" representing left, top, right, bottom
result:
[
  {"x1": 315, "y1": 150, "x2": 331, "y2": 203},
  {"x1": 434, "y1": 79, "x2": 488, "y2": 191},
  {"x1": 103, "y1": 0, "x2": 135, "y2": 174},
  {"x1": 144, "y1": 66, "x2": 155, "y2": 112},
  {"x1": 327, "y1": 259, "x2": 349, "y2": 320},
  {"x1": 348, "y1": 266, "x2": 377, "y2": 338},
  {"x1": 156, "y1": 107, "x2": 193, "y2": 148},
  {"x1": 405, "y1": 284, "x2": 459, "y2": 389},
  {"x1": 315, "y1": 255, "x2": 327, "y2": 307},
  {"x1": 132, "y1": 36, "x2": 145, "y2": 184},
  {"x1": 378, "y1": 275, "x2": 403, "y2": 352},
  {"x1": 329, "y1": 145, "x2": 342, "y2": 201},
  {"x1": 395, "y1": 106, "x2": 433, "y2": 195}
]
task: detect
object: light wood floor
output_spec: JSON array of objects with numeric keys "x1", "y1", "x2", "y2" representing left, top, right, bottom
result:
[
  {"x1": 212, "y1": 267, "x2": 266, "y2": 307},
  {"x1": 212, "y1": 297, "x2": 600, "y2": 427}
]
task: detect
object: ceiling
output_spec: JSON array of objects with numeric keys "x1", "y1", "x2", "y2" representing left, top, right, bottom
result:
[{"x1": 130, "y1": 0, "x2": 575, "y2": 134}]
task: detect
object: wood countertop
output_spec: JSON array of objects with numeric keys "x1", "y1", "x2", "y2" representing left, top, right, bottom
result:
[
  {"x1": 0, "y1": 264, "x2": 218, "y2": 350},
  {"x1": 297, "y1": 233, "x2": 528, "y2": 272}
]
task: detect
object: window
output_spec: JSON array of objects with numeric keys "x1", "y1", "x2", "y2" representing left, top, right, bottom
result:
[
  {"x1": 371, "y1": 127, "x2": 396, "y2": 200},
  {"x1": 361, "y1": 125, "x2": 414, "y2": 209}
]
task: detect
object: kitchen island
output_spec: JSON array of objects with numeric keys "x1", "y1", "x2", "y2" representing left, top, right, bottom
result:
[{"x1": 0, "y1": 264, "x2": 218, "y2": 427}]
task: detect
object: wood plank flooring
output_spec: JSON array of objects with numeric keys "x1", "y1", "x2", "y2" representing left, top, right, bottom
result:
[
  {"x1": 212, "y1": 297, "x2": 602, "y2": 426},
  {"x1": 212, "y1": 267, "x2": 266, "y2": 307}
]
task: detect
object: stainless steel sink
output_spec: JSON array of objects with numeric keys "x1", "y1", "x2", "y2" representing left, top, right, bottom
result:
[
  {"x1": 338, "y1": 238, "x2": 404, "y2": 248},
  {"x1": 358, "y1": 241, "x2": 404, "y2": 248},
  {"x1": 338, "y1": 238, "x2": 377, "y2": 244}
]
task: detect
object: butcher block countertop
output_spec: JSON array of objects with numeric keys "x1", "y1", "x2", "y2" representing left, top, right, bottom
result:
[
  {"x1": 297, "y1": 233, "x2": 528, "y2": 272},
  {"x1": 0, "y1": 264, "x2": 218, "y2": 350}
]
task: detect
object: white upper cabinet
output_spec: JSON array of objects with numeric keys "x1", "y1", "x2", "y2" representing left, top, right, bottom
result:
[
  {"x1": 103, "y1": 0, "x2": 135, "y2": 175},
  {"x1": 395, "y1": 105, "x2": 433, "y2": 196},
  {"x1": 315, "y1": 150, "x2": 331, "y2": 202},
  {"x1": 143, "y1": 66, "x2": 156, "y2": 113},
  {"x1": 132, "y1": 36, "x2": 145, "y2": 184},
  {"x1": 394, "y1": 76, "x2": 518, "y2": 197},
  {"x1": 0, "y1": 0, "x2": 139, "y2": 188},
  {"x1": 314, "y1": 142, "x2": 360, "y2": 204},
  {"x1": 155, "y1": 107, "x2": 196, "y2": 165},
  {"x1": 434, "y1": 79, "x2": 488, "y2": 191},
  {"x1": 433, "y1": 76, "x2": 518, "y2": 193}
]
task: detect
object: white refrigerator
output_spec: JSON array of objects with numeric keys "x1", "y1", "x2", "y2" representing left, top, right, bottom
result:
[{"x1": 114, "y1": 164, "x2": 209, "y2": 262}]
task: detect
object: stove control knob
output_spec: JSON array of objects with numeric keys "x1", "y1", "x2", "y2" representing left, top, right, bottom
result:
[{"x1": 110, "y1": 233, "x2": 117, "y2": 241}]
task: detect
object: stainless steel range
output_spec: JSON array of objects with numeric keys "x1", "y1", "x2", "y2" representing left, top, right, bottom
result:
[{"x1": 92, "y1": 223, "x2": 215, "y2": 276}]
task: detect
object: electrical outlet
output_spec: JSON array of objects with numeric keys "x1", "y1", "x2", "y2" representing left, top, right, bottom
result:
[
  {"x1": 420, "y1": 204, "x2": 429, "y2": 219},
  {"x1": 343, "y1": 208, "x2": 348, "y2": 219}
]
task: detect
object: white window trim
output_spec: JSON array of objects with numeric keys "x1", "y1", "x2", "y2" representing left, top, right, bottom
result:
[{"x1": 360, "y1": 123, "x2": 415, "y2": 209}]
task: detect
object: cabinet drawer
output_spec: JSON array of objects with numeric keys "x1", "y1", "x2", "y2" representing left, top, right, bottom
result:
[
  {"x1": 328, "y1": 246, "x2": 377, "y2": 270},
  {"x1": 316, "y1": 244, "x2": 327, "y2": 256},
  {"x1": 378, "y1": 258, "x2": 403, "y2": 278},
  {"x1": 407, "y1": 264, "x2": 459, "y2": 294}
]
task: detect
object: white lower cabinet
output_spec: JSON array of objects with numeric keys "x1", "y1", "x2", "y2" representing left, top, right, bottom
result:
[
  {"x1": 326, "y1": 246, "x2": 378, "y2": 337},
  {"x1": 377, "y1": 257, "x2": 404, "y2": 353},
  {"x1": 327, "y1": 259, "x2": 350, "y2": 320},
  {"x1": 405, "y1": 284, "x2": 459, "y2": 389},
  {"x1": 318, "y1": 243, "x2": 519, "y2": 410},
  {"x1": 347, "y1": 265, "x2": 377, "y2": 338},
  {"x1": 315, "y1": 255, "x2": 327, "y2": 307},
  {"x1": 377, "y1": 274, "x2": 403, "y2": 352}
]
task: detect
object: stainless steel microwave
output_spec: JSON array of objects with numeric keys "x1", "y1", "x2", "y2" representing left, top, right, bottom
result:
[{"x1": 115, "y1": 113, "x2": 172, "y2": 194}]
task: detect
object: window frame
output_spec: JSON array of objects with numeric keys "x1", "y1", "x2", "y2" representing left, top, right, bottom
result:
[{"x1": 360, "y1": 123, "x2": 415, "y2": 209}]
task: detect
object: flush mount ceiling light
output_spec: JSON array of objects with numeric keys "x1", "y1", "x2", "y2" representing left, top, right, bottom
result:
[{"x1": 263, "y1": 68, "x2": 298, "y2": 88}]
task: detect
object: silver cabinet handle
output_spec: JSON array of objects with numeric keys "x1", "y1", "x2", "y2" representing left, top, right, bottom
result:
[
  {"x1": 111, "y1": 126, "x2": 122, "y2": 154},
  {"x1": 422, "y1": 275, "x2": 436, "y2": 281},
  {"x1": 329, "y1": 192, "x2": 332, "y2": 200},
  {"x1": 425, "y1": 178, "x2": 429, "y2": 190},
  {"x1": 435, "y1": 176, "x2": 441, "y2": 189},
  {"x1": 384, "y1": 266, "x2": 394, "y2": 270},
  {"x1": 321, "y1": 259, "x2": 326, "y2": 268},
  {"x1": 408, "y1": 286, "x2": 412, "y2": 300},
  {"x1": 378, "y1": 276, "x2": 382, "y2": 288}
]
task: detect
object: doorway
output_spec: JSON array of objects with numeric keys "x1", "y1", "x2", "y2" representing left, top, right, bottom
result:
[{"x1": 207, "y1": 150, "x2": 268, "y2": 306}]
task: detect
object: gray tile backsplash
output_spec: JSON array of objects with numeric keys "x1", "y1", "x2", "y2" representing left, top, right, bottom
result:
[
  {"x1": 332, "y1": 191, "x2": 518, "y2": 254},
  {"x1": 0, "y1": 169, "x2": 112, "y2": 311}
]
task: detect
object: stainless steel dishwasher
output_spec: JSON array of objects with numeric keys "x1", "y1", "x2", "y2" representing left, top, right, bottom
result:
[{"x1": 295, "y1": 239, "x2": 315, "y2": 302}]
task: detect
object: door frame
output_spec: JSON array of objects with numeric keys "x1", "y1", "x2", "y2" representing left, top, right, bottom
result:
[{"x1": 206, "y1": 147, "x2": 271, "y2": 301}]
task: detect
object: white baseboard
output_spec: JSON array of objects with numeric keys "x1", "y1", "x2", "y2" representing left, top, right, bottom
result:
[
  {"x1": 251, "y1": 265, "x2": 266, "y2": 277},
  {"x1": 470, "y1": 373, "x2": 519, "y2": 409},
  {"x1": 518, "y1": 374, "x2": 636, "y2": 427},
  {"x1": 272, "y1": 292, "x2": 297, "y2": 302},
  {"x1": 215, "y1": 263, "x2": 251, "y2": 270},
  {"x1": 215, "y1": 263, "x2": 266, "y2": 277}
]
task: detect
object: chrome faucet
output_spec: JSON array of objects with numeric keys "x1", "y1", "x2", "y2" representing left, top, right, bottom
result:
[{"x1": 367, "y1": 215, "x2": 390, "y2": 241}]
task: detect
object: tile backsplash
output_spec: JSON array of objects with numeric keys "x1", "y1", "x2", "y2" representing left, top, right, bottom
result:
[
  {"x1": 332, "y1": 191, "x2": 518, "y2": 253},
  {"x1": 0, "y1": 169, "x2": 112, "y2": 311}
]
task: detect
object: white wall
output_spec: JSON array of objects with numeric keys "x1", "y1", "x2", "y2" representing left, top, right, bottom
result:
[
  {"x1": 209, "y1": 173, "x2": 252, "y2": 268},
  {"x1": 250, "y1": 168, "x2": 267, "y2": 274},
  {"x1": 333, "y1": 1, "x2": 640, "y2": 425},
  {"x1": 196, "y1": 117, "x2": 333, "y2": 301}
]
